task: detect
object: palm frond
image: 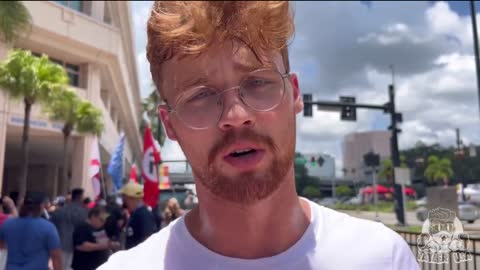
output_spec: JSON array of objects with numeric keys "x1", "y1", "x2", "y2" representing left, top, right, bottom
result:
[{"x1": 0, "y1": 1, "x2": 32, "y2": 44}]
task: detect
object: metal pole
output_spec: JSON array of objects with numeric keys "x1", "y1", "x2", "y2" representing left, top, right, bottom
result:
[
  {"x1": 389, "y1": 84, "x2": 405, "y2": 225},
  {"x1": 372, "y1": 167, "x2": 379, "y2": 221},
  {"x1": 470, "y1": 0, "x2": 480, "y2": 119}
]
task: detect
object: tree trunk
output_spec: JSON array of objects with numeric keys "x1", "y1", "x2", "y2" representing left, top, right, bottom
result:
[
  {"x1": 443, "y1": 177, "x2": 448, "y2": 188},
  {"x1": 60, "y1": 127, "x2": 71, "y2": 196},
  {"x1": 18, "y1": 99, "x2": 32, "y2": 200}
]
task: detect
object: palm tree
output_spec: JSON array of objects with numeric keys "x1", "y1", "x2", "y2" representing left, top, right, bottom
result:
[
  {"x1": 378, "y1": 155, "x2": 407, "y2": 185},
  {"x1": 140, "y1": 86, "x2": 166, "y2": 146},
  {"x1": 0, "y1": 50, "x2": 69, "y2": 197},
  {"x1": 0, "y1": 1, "x2": 32, "y2": 44},
  {"x1": 424, "y1": 155, "x2": 454, "y2": 187},
  {"x1": 44, "y1": 89, "x2": 104, "y2": 195}
]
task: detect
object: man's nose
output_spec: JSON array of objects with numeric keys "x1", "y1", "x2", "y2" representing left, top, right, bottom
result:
[{"x1": 217, "y1": 89, "x2": 255, "y2": 130}]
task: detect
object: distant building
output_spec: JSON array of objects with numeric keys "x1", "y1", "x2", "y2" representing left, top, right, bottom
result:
[
  {"x1": 342, "y1": 131, "x2": 391, "y2": 182},
  {"x1": 302, "y1": 153, "x2": 335, "y2": 180}
]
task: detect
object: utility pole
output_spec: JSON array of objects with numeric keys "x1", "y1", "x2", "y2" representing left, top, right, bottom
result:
[
  {"x1": 456, "y1": 128, "x2": 467, "y2": 201},
  {"x1": 388, "y1": 83, "x2": 406, "y2": 226},
  {"x1": 470, "y1": 0, "x2": 480, "y2": 119}
]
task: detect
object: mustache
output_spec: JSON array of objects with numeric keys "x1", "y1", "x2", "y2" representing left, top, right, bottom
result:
[{"x1": 208, "y1": 129, "x2": 276, "y2": 165}]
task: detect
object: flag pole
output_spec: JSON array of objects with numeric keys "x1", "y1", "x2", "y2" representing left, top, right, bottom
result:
[{"x1": 97, "y1": 138, "x2": 108, "y2": 199}]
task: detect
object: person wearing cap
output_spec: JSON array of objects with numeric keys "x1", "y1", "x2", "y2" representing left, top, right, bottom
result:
[
  {"x1": 120, "y1": 182, "x2": 157, "y2": 249},
  {"x1": 0, "y1": 192, "x2": 62, "y2": 270}
]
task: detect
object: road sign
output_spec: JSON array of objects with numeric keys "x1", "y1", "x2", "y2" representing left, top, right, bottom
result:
[{"x1": 394, "y1": 167, "x2": 411, "y2": 185}]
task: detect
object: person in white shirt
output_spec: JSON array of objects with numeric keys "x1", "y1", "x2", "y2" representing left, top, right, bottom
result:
[{"x1": 99, "y1": 1, "x2": 420, "y2": 269}]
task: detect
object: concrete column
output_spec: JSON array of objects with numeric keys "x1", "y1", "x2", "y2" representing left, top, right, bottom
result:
[
  {"x1": 71, "y1": 136, "x2": 95, "y2": 198},
  {"x1": 0, "y1": 43, "x2": 10, "y2": 194},
  {"x1": 48, "y1": 165, "x2": 59, "y2": 198},
  {"x1": 70, "y1": 64, "x2": 102, "y2": 199},
  {"x1": 90, "y1": 1, "x2": 105, "y2": 21}
]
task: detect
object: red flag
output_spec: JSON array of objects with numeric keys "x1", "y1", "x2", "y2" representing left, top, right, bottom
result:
[
  {"x1": 129, "y1": 164, "x2": 138, "y2": 183},
  {"x1": 142, "y1": 126, "x2": 161, "y2": 207}
]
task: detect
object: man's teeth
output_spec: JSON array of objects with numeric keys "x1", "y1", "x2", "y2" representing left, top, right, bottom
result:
[{"x1": 233, "y1": 148, "x2": 253, "y2": 154}]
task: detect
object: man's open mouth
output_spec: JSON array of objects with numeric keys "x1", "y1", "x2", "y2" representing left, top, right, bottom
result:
[{"x1": 228, "y1": 148, "x2": 258, "y2": 157}]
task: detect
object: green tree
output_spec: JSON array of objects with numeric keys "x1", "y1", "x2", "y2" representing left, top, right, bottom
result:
[
  {"x1": 0, "y1": 1, "x2": 32, "y2": 44},
  {"x1": 424, "y1": 155, "x2": 454, "y2": 187},
  {"x1": 0, "y1": 50, "x2": 68, "y2": 197},
  {"x1": 378, "y1": 155, "x2": 407, "y2": 185},
  {"x1": 335, "y1": 185, "x2": 353, "y2": 197},
  {"x1": 140, "y1": 86, "x2": 165, "y2": 146},
  {"x1": 302, "y1": 185, "x2": 321, "y2": 199},
  {"x1": 44, "y1": 89, "x2": 104, "y2": 195},
  {"x1": 294, "y1": 152, "x2": 319, "y2": 195}
]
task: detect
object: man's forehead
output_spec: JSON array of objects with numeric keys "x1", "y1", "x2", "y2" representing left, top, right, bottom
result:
[{"x1": 160, "y1": 43, "x2": 283, "y2": 95}]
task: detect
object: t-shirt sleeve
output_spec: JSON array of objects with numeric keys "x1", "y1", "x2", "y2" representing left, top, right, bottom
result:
[
  {"x1": 45, "y1": 222, "x2": 61, "y2": 251},
  {"x1": 391, "y1": 230, "x2": 421, "y2": 270},
  {"x1": 73, "y1": 225, "x2": 94, "y2": 248}
]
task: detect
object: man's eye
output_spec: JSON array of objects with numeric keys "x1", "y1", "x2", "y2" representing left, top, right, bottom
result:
[{"x1": 187, "y1": 89, "x2": 216, "y2": 102}]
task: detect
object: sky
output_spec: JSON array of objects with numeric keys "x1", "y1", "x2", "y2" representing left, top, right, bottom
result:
[{"x1": 131, "y1": 1, "x2": 480, "y2": 176}]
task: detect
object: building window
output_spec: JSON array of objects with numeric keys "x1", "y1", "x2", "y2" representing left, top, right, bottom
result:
[
  {"x1": 55, "y1": 1, "x2": 82, "y2": 12},
  {"x1": 55, "y1": 1, "x2": 91, "y2": 15},
  {"x1": 32, "y1": 52, "x2": 81, "y2": 88},
  {"x1": 104, "y1": 2, "x2": 112, "y2": 25}
]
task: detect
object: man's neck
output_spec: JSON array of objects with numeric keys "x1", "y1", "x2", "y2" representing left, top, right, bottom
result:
[{"x1": 184, "y1": 170, "x2": 311, "y2": 259}]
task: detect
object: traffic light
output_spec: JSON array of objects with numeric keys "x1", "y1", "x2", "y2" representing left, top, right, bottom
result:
[
  {"x1": 303, "y1": 94, "x2": 313, "y2": 117},
  {"x1": 340, "y1": 96, "x2": 356, "y2": 121},
  {"x1": 363, "y1": 151, "x2": 380, "y2": 167},
  {"x1": 310, "y1": 156, "x2": 324, "y2": 167},
  {"x1": 316, "y1": 155, "x2": 324, "y2": 166},
  {"x1": 310, "y1": 156, "x2": 316, "y2": 166}
]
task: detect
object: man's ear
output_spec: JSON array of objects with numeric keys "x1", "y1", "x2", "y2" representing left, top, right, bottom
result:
[
  {"x1": 158, "y1": 105, "x2": 178, "y2": 141},
  {"x1": 289, "y1": 73, "x2": 303, "y2": 114}
]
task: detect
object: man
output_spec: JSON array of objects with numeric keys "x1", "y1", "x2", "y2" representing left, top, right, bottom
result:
[
  {"x1": 0, "y1": 192, "x2": 62, "y2": 270},
  {"x1": 50, "y1": 188, "x2": 87, "y2": 270},
  {"x1": 120, "y1": 182, "x2": 157, "y2": 249},
  {"x1": 0, "y1": 196, "x2": 18, "y2": 227},
  {"x1": 71, "y1": 207, "x2": 119, "y2": 270},
  {"x1": 99, "y1": 2, "x2": 420, "y2": 269}
]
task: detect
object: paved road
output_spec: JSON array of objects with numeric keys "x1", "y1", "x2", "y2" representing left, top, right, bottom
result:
[{"x1": 338, "y1": 209, "x2": 480, "y2": 233}]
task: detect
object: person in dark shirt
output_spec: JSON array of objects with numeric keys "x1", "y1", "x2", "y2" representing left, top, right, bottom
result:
[
  {"x1": 120, "y1": 182, "x2": 157, "y2": 249},
  {"x1": 72, "y1": 207, "x2": 120, "y2": 270}
]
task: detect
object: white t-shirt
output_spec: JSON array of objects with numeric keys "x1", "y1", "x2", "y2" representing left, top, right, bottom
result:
[{"x1": 98, "y1": 198, "x2": 420, "y2": 270}]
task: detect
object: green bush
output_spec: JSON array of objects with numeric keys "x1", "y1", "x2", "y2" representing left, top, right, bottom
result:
[
  {"x1": 302, "y1": 185, "x2": 321, "y2": 198},
  {"x1": 335, "y1": 185, "x2": 353, "y2": 197}
]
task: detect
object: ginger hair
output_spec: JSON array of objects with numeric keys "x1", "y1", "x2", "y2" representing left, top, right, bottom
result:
[{"x1": 146, "y1": 1, "x2": 295, "y2": 96}]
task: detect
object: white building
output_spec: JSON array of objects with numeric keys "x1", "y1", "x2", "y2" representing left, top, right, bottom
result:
[{"x1": 0, "y1": 1, "x2": 142, "y2": 199}]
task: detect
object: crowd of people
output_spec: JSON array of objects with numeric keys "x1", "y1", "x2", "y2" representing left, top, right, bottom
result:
[{"x1": 0, "y1": 182, "x2": 185, "y2": 270}]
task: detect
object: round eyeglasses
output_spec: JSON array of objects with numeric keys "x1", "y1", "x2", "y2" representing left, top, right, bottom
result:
[{"x1": 166, "y1": 68, "x2": 290, "y2": 130}]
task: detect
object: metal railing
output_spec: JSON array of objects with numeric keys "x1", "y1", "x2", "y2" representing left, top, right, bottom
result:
[{"x1": 397, "y1": 230, "x2": 480, "y2": 269}]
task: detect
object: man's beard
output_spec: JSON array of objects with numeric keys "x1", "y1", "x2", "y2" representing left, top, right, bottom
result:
[{"x1": 193, "y1": 129, "x2": 294, "y2": 204}]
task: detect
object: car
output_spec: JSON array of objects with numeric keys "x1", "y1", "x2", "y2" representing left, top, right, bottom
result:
[
  {"x1": 345, "y1": 196, "x2": 362, "y2": 205},
  {"x1": 318, "y1": 197, "x2": 340, "y2": 207},
  {"x1": 416, "y1": 201, "x2": 480, "y2": 224}
]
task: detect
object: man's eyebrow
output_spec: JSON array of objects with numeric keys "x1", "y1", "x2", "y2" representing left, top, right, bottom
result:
[
  {"x1": 233, "y1": 61, "x2": 265, "y2": 73},
  {"x1": 176, "y1": 76, "x2": 211, "y2": 91}
]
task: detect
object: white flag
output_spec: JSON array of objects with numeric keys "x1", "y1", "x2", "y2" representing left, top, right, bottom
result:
[{"x1": 89, "y1": 137, "x2": 101, "y2": 198}]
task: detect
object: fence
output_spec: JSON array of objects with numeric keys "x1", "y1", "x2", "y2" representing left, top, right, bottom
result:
[{"x1": 397, "y1": 230, "x2": 480, "y2": 270}]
